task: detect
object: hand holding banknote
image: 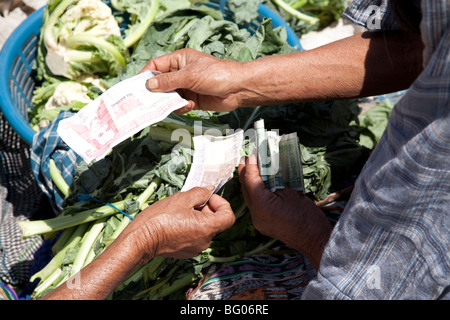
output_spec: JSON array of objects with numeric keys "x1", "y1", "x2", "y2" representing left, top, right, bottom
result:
[{"x1": 238, "y1": 154, "x2": 333, "y2": 270}]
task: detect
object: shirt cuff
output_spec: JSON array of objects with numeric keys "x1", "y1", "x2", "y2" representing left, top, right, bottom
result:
[{"x1": 342, "y1": 0, "x2": 400, "y2": 31}]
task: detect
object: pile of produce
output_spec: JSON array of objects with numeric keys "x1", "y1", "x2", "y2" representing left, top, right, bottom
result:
[
  {"x1": 29, "y1": 0, "x2": 348, "y2": 131},
  {"x1": 20, "y1": 0, "x2": 392, "y2": 300}
]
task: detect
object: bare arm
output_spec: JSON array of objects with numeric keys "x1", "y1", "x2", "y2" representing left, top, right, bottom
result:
[
  {"x1": 143, "y1": 30, "x2": 423, "y2": 112},
  {"x1": 40, "y1": 188, "x2": 235, "y2": 300},
  {"x1": 237, "y1": 30, "x2": 424, "y2": 106}
]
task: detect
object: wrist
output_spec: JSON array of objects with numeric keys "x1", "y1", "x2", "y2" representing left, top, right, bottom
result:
[
  {"x1": 303, "y1": 223, "x2": 333, "y2": 270},
  {"x1": 118, "y1": 215, "x2": 160, "y2": 266},
  {"x1": 236, "y1": 54, "x2": 305, "y2": 107},
  {"x1": 277, "y1": 198, "x2": 333, "y2": 270}
]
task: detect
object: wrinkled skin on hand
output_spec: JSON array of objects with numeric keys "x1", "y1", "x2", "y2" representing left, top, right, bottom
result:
[
  {"x1": 141, "y1": 48, "x2": 244, "y2": 113},
  {"x1": 125, "y1": 186, "x2": 236, "y2": 263},
  {"x1": 238, "y1": 155, "x2": 333, "y2": 269},
  {"x1": 41, "y1": 187, "x2": 235, "y2": 300}
]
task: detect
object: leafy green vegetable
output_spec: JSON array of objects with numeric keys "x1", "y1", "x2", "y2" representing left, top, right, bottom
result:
[
  {"x1": 103, "y1": 4, "x2": 297, "y2": 87},
  {"x1": 110, "y1": 0, "x2": 160, "y2": 48},
  {"x1": 357, "y1": 100, "x2": 394, "y2": 149},
  {"x1": 228, "y1": 0, "x2": 260, "y2": 24},
  {"x1": 271, "y1": 0, "x2": 319, "y2": 25},
  {"x1": 264, "y1": 0, "x2": 348, "y2": 35}
]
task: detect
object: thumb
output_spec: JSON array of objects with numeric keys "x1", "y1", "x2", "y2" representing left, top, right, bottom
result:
[
  {"x1": 239, "y1": 154, "x2": 266, "y2": 196},
  {"x1": 201, "y1": 194, "x2": 236, "y2": 230},
  {"x1": 184, "y1": 186, "x2": 216, "y2": 208},
  {"x1": 146, "y1": 71, "x2": 189, "y2": 93}
]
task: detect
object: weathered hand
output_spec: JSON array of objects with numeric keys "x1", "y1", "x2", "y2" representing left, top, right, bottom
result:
[
  {"x1": 238, "y1": 155, "x2": 332, "y2": 269},
  {"x1": 41, "y1": 187, "x2": 235, "y2": 300},
  {"x1": 141, "y1": 48, "x2": 245, "y2": 113},
  {"x1": 126, "y1": 186, "x2": 236, "y2": 262}
]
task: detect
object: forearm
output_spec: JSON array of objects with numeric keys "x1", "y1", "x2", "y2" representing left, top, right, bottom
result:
[
  {"x1": 40, "y1": 230, "x2": 148, "y2": 300},
  {"x1": 236, "y1": 30, "x2": 423, "y2": 106},
  {"x1": 39, "y1": 187, "x2": 234, "y2": 300}
]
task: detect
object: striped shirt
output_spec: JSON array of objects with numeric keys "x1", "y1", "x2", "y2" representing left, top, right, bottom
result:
[{"x1": 302, "y1": 0, "x2": 450, "y2": 299}]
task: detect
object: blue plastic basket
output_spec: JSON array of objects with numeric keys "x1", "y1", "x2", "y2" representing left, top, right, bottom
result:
[{"x1": 0, "y1": 1, "x2": 302, "y2": 145}]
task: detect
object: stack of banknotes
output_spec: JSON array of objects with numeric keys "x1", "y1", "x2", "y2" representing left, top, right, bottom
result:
[{"x1": 254, "y1": 119, "x2": 305, "y2": 193}]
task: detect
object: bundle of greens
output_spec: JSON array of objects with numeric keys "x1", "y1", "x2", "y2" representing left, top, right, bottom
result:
[
  {"x1": 103, "y1": 3, "x2": 296, "y2": 86},
  {"x1": 30, "y1": 0, "x2": 296, "y2": 131},
  {"x1": 23, "y1": 98, "x2": 370, "y2": 299},
  {"x1": 21, "y1": 121, "x2": 277, "y2": 299}
]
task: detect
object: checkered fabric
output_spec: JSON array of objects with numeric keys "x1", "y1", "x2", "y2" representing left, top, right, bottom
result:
[
  {"x1": 30, "y1": 111, "x2": 82, "y2": 213},
  {"x1": 0, "y1": 113, "x2": 52, "y2": 287},
  {"x1": 303, "y1": 0, "x2": 450, "y2": 300}
]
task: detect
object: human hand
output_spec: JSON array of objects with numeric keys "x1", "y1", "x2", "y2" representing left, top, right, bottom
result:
[
  {"x1": 40, "y1": 186, "x2": 234, "y2": 300},
  {"x1": 140, "y1": 48, "x2": 245, "y2": 113},
  {"x1": 124, "y1": 186, "x2": 236, "y2": 262},
  {"x1": 238, "y1": 155, "x2": 332, "y2": 269}
]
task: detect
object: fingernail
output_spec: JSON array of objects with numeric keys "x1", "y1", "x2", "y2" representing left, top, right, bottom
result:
[
  {"x1": 248, "y1": 153, "x2": 258, "y2": 164},
  {"x1": 205, "y1": 185, "x2": 215, "y2": 191},
  {"x1": 146, "y1": 78, "x2": 159, "y2": 91}
]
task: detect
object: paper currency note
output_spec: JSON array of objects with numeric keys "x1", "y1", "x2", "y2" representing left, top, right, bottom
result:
[
  {"x1": 266, "y1": 131, "x2": 285, "y2": 190},
  {"x1": 266, "y1": 130, "x2": 281, "y2": 191},
  {"x1": 181, "y1": 130, "x2": 244, "y2": 205},
  {"x1": 57, "y1": 71, "x2": 188, "y2": 163},
  {"x1": 279, "y1": 132, "x2": 305, "y2": 192},
  {"x1": 253, "y1": 119, "x2": 304, "y2": 193},
  {"x1": 254, "y1": 119, "x2": 270, "y2": 180}
]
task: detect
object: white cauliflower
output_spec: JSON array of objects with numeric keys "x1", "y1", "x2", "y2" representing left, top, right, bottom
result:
[
  {"x1": 44, "y1": 81, "x2": 92, "y2": 110},
  {"x1": 40, "y1": 81, "x2": 92, "y2": 128},
  {"x1": 60, "y1": 0, "x2": 121, "y2": 38},
  {"x1": 43, "y1": 0, "x2": 126, "y2": 80}
]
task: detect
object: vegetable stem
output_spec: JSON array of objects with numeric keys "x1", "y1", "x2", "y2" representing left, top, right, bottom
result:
[
  {"x1": 272, "y1": 0, "x2": 319, "y2": 25},
  {"x1": 30, "y1": 223, "x2": 89, "y2": 283},
  {"x1": 107, "y1": 178, "x2": 162, "y2": 243},
  {"x1": 33, "y1": 267, "x2": 63, "y2": 298},
  {"x1": 66, "y1": 34, "x2": 126, "y2": 68},
  {"x1": 157, "y1": 272, "x2": 199, "y2": 299},
  {"x1": 203, "y1": 238, "x2": 277, "y2": 264},
  {"x1": 49, "y1": 158, "x2": 71, "y2": 198},
  {"x1": 150, "y1": 126, "x2": 192, "y2": 147},
  {"x1": 18, "y1": 200, "x2": 127, "y2": 238},
  {"x1": 123, "y1": 0, "x2": 160, "y2": 48},
  {"x1": 43, "y1": 0, "x2": 75, "y2": 50},
  {"x1": 70, "y1": 218, "x2": 107, "y2": 276},
  {"x1": 51, "y1": 226, "x2": 75, "y2": 254}
]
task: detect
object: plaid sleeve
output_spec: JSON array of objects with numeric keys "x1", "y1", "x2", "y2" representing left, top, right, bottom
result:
[
  {"x1": 0, "y1": 114, "x2": 51, "y2": 287},
  {"x1": 302, "y1": 11, "x2": 450, "y2": 299},
  {"x1": 0, "y1": 185, "x2": 43, "y2": 286},
  {"x1": 30, "y1": 111, "x2": 82, "y2": 214},
  {"x1": 343, "y1": 0, "x2": 400, "y2": 31}
]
